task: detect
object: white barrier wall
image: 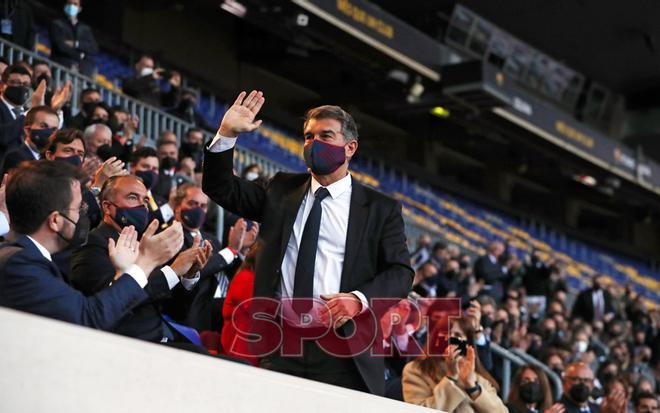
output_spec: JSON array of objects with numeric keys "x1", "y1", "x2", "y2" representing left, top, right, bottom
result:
[{"x1": 0, "y1": 308, "x2": 436, "y2": 413}]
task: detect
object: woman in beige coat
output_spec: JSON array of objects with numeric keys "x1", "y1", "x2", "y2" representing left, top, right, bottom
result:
[{"x1": 402, "y1": 315, "x2": 508, "y2": 413}]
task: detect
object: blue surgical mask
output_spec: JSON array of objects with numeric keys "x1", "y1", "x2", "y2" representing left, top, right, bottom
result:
[
  {"x1": 111, "y1": 203, "x2": 149, "y2": 234},
  {"x1": 55, "y1": 155, "x2": 83, "y2": 168},
  {"x1": 64, "y1": 4, "x2": 79, "y2": 17},
  {"x1": 180, "y1": 207, "x2": 206, "y2": 230}
]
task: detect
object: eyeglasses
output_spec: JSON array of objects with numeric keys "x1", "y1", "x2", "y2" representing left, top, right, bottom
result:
[{"x1": 62, "y1": 202, "x2": 89, "y2": 215}]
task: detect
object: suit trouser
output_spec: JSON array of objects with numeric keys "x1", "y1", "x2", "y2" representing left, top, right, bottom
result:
[{"x1": 260, "y1": 340, "x2": 369, "y2": 393}]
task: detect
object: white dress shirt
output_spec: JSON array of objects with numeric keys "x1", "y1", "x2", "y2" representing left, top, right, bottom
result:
[
  {"x1": 208, "y1": 132, "x2": 368, "y2": 309},
  {"x1": 0, "y1": 212, "x2": 9, "y2": 237},
  {"x1": 2, "y1": 96, "x2": 24, "y2": 119}
]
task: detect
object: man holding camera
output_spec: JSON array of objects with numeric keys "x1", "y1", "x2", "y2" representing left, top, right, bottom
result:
[{"x1": 122, "y1": 55, "x2": 181, "y2": 109}]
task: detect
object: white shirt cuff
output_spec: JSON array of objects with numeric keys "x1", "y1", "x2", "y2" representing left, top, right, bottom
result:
[
  {"x1": 159, "y1": 203, "x2": 174, "y2": 222},
  {"x1": 218, "y1": 247, "x2": 237, "y2": 264},
  {"x1": 125, "y1": 264, "x2": 148, "y2": 288},
  {"x1": 208, "y1": 131, "x2": 237, "y2": 153},
  {"x1": 57, "y1": 110, "x2": 64, "y2": 129},
  {"x1": 161, "y1": 265, "x2": 180, "y2": 289},
  {"x1": 0, "y1": 211, "x2": 9, "y2": 237},
  {"x1": 181, "y1": 271, "x2": 201, "y2": 291},
  {"x1": 350, "y1": 290, "x2": 369, "y2": 314},
  {"x1": 475, "y1": 333, "x2": 487, "y2": 346},
  {"x1": 392, "y1": 331, "x2": 410, "y2": 350}
]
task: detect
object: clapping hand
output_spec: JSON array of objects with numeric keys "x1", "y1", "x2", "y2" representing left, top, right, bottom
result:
[
  {"x1": 109, "y1": 226, "x2": 139, "y2": 279},
  {"x1": 218, "y1": 90, "x2": 265, "y2": 138},
  {"x1": 135, "y1": 220, "x2": 184, "y2": 275},
  {"x1": 50, "y1": 80, "x2": 72, "y2": 111},
  {"x1": 318, "y1": 293, "x2": 363, "y2": 329}
]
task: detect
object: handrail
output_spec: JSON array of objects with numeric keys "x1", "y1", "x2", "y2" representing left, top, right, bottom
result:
[
  {"x1": 0, "y1": 37, "x2": 196, "y2": 144},
  {"x1": 510, "y1": 348, "x2": 563, "y2": 401},
  {"x1": 490, "y1": 342, "x2": 526, "y2": 400}
]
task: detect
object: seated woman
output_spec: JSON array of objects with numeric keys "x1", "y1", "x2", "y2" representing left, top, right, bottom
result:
[
  {"x1": 402, "y1": 315, "x2": 507, "y2": 413},
  {"x1": 507, "y1": 364, "x2": 560, "y2": 413}
]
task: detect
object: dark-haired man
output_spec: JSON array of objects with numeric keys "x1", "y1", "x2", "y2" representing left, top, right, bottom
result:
[
  {"x1": 65, "y1": 87, "x2": 101, "y2": 130},
  {"x1": 202, "y1": 91, "x2": 413, "y2": 395},
  {"x1": 129, "y1": 146, "x2": 175, "y2": 226},
  {"x1": 0, "y1": 160, "x2": 182, "y2": 328},
  {"x1": 122, "y1": 55, "x2": 180, "y2": 108},
  {"x1": 0, "y1": 64, "x2": 36, "y2": 155},
  {"x1": 0, "y1": 106, "x2": 59, "y2": 176},
  {"x1": 49, "y1": 0, "x2": 98, "y2": 77}
]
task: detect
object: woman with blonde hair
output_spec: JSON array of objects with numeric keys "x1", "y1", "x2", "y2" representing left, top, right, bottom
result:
[{"x1": 402, "y1": 315, "x2": 507, "y2": 413}]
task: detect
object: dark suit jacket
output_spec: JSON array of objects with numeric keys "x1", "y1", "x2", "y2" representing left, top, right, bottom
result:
[
  {"x1": 0, "y1": 234, "x2": 147, "y2": 329},
  {"x1": 151, "y1": 170, "x2": 192, "y2": 200},
  {"x1": 49, "y1": 18, "x2": 98, "y2": 76},
  {"x1": 571, "y1": 287, "x2": 614, "y2": 323},
  {"x1": 559, "y1": 396, "x2": 601, "y2": 413},
  {"x1": 167, "y1": 230, "x2": 237, "y2": 332},
  {"x1": 202, "y1": 147, "x2": 414, "y2": 395},
  {"x1": 0, "y1": 102, "x2": 24, "y2": 158},
  {"x1": 70, "y1": 222, "x2": 177, "y2": 341},
  {"x1": 1, "y1": 143, "x2": 36, "y2": 176},
  {"x1": 474, "y1": 254, "x2": 507, "y2": 301},
  {"x1": 122, "y1": 75, "x2": 179, "y2": 108}
]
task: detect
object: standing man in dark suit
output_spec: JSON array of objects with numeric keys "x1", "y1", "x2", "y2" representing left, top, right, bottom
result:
[
  {"x1": 474, "y1": 240, "x2": 508, "y2": 302},
  {"x1": 571, "y1": 274, "x2": 615, "y2": 324},
  {"x1": 202, "y1": 90, "x2": 413, "y2": 395},
  {"x1": 70, "y1": 175, "x2": 211, "y2": 343},
  {"x1": 1, "y1": 106, "x2": 59, "y2": 176},
  {"x1": 0, "y1": 160, "x2": 181, "y2": 329},
  {"x1": 49, "y1": 0, "x2": 98, "y2": 77}
]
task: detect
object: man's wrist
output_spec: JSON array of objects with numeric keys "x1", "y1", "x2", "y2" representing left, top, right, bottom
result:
[{"x1": 218, "y1": 125, "x2": 238, "y2": 138}]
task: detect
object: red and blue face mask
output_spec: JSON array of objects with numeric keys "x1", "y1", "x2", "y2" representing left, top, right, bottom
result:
[{"x1": 303, "y1": 139, "x2": 346, "y2": 175}]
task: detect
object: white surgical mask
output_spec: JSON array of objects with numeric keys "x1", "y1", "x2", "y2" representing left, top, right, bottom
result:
[
  {"x1": 245, "y1": 171, "x2": 259, "y2": 181},
  {"x1": 64, "y1": 4, "x2": 79, "y2": 17},
  {"x1": 140, "y1": 67, "x2": 154, "y2": 77},
  {"x1": 574, "y1": 340, "x2": 588, "y2": 353}
]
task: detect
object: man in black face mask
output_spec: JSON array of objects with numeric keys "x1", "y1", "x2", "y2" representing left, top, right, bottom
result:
[
  {"x1": 168, "y1": 89, "x2": 213, "y2": 131},
  {"x1": 0, "y1": 160, "x2": 176, "y2": 329},
  {"x1": 561, "y1": 362, "x2": 629, "y2": 413},
  {"x1": 152, "y1": 138, "x2": 192, "y2": 200},
  {"x1": 64, "y1": 87, "x2": 101, "y2": 130},
  {"x1": 1, "y1": 105, "x2": 59, "y2": 176},
  {"x1": 0, "y1": 64, "x2": 39, "y2": 156},
  {"x1": 179, "y1": 127, "x2": 204, "y2": 173}
]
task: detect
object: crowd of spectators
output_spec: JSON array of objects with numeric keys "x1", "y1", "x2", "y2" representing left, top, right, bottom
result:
[{"x1": 0, "y1": 2, "x2": 657, "y2": 411}]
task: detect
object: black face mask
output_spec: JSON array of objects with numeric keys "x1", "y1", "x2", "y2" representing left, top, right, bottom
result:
[
  {"x1": 181, "y1": 141, "x2": 202, "y2": 156},
  {"x1": 519, "y1": 381, "x2": 543, "y2": 404},
  {"x1": 161, "y1": 156, "x2": 177, "y2": 170},
  {"x1": 34, "y1": 74, "x2": 52, "y2": 90},
  {"x1": 599, "y1": 371, "x2": 616, "y2": 384},
  {"x1": 179, "y1": 98, "x2": 196, "y2": 111},
  {"x1": 29, "y1": 127, "x2": 55, "y2": 150},
  {"x1": 551, "y1": 367, "x2": 563, "y2": 378},
  {"x1": 57, "y1": 211, "x2": 90, "y2": 248},
  {"x1": 480, "y1": 315, "x2": 493, "y2": 329},
  {"x1": 82, "y1": 101, "x2": 97, "y2": 115},
  {"x1": 96, "y1": 144, "x2": 114, "y2": 161},
  {"x1": 445, "y1": 270, "x2": 457, "y2": 278},
  {"x1": 4, "y1": 85, "x2": 31, "y2": 106},
  {"x1": 569, "y1": 383, "x2": 591, "y2": 404}
]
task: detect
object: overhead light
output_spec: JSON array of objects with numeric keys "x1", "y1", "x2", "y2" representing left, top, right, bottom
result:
[
  {"x1": 406, "y1": 75, "x2": 424, "y2": 104},
  {"x1": 296, "y1": 13, "x2": 309, "y2": 26},
  {"x1": 430, "y1": 106, "x2": 450, "y2": 118},
  {"x1": 220, "y1": 0, "x2": 246, "y2": 18}
]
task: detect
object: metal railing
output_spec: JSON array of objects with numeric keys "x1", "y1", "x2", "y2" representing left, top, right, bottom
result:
[
  {"x1": 0, "y1": 37, "x2": 195, "y2": 144},
  {"x1": 490, "y1": 342, "x2": 562, "y2": 402}
]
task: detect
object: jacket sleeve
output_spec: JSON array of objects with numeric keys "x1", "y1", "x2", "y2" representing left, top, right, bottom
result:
[
  {"x1": 70, "y1": 239, "x2": 117, "y2": 295},
  {"x1": 1, "y1": 252, "x2": 148, "y2": 330},
  {"x1": 49, "y1": 20, "x2": 79, "y2": 59},
  {"x1": 78, "y1": 25, "x2": 98, "y2": 54},
  {"x1": 202, "y1": 148, "x2": 267, "y2": 223},
  {"x1": 355, "y1": 201, "x2": 413, "y2": 301}
]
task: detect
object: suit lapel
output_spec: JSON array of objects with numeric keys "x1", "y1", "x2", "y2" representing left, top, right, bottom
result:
[
  {"x1": 340, "y1": 181, "x2": 369, "y2": 292},
  {"x1": 278, "y1": 175, "x2": 311, "y2": 263}
]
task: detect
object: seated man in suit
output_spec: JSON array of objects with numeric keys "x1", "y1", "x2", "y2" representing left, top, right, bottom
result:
[
  {"x1": 0, "y1": 160, "x2": 182, "y2": 329},
  {"x1": 70, "y1": 174, "x2": 212, "y2": 343},
  {"x1": 0, "y1": 64, "x2": 35, "y2": 157},
  {"x1": 1, "y1": 105, "x2": 59, "y2": 176},
  {"x1": 152, "y1": 138, "x2": 193, "y2": 200},
  {"x1": 167, "y1": 182, "x2": 258, "y2": 332},
  {"x1": 559, "y1": 362, "x2": 627, "y2": 413},
  {"x1": 129, "y1": 147, "x2": 176, "y2": 227},
  {"x1": 474, "y1": 240, "x2": 508, "y2": 302},
  {"x1": 202, "y1": 91, "x2": 413, "y2": 395}
]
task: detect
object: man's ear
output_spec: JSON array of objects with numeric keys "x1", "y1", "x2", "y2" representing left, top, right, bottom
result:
[
  {"x1": 101, "y1": 200, "x2": 113, "y2": 216},
  {"x1": 44, "y1": 150, "x2": 53, "y2": 160},
  {"x1": 345, "y1": 139, "x2": 358, "y2": 160},
  {"x1": 46, "y1": 211, "x2": 61, "y2": 233}
]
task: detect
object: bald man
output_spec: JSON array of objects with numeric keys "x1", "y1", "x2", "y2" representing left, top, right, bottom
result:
[{"x1": 559, "y1": 362, "x2": 626, "y2": 413}]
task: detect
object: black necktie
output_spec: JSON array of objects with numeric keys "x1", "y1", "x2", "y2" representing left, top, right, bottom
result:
[
  {"x1": 11, "y1": 107, "x2": 22, "y2": 119},
  {"x1": 293, "y1": 187, "x2": 330, "y2": 306}
]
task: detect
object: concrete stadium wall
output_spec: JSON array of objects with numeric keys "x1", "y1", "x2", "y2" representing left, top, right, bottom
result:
[{"x1": 0, "y1": 308, "x2": 435, "y2": 413}]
